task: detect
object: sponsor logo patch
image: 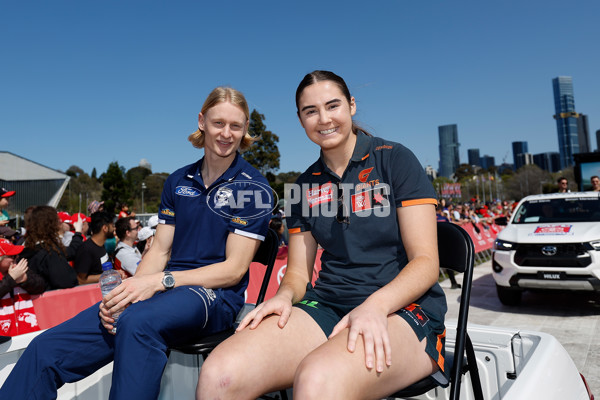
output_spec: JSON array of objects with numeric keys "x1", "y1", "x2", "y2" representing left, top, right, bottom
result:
[
  {"x1": 231, "y1": 217, "x2": 248, "y2": 226},
  {"x1": 405, "y1": 304, "x2": 429, "y2": 327},
  {"x1": 160, "y1": 208, "x2": 175, "y2": 217},
  {"x1": 175, "y1": 186, "x2": 201, "y2": 197},
  {"x1": 375, "y1": 145, "x2": 393, "y2": 151},
  {"x1": 532, "y1": 224, "x2": 573, "y2": 235},
  {"x1": 351, "y1": 186, "x2": 390, "y2": 213},
  {"x1": 306, "y1": 182, "x2": 334, "y2": 208}
]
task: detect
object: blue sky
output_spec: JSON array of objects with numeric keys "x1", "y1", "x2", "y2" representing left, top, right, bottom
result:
[{"x1": 2, "y1": 0, "x2": 599, "y2": 176}]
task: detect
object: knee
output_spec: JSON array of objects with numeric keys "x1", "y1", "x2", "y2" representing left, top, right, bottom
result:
[
  {"x1": 197, "y1": 351, "x2": 244, "y2": 399},
  {"x1": 294, "y1": 354, "x2": 336, "y2": 398}
]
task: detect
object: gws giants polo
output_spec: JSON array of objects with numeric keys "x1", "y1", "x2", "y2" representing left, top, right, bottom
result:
[{"x1": 287, "y1": 131, "x2": 447, "y2": 320}]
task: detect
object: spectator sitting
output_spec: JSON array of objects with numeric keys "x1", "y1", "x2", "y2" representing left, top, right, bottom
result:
[
  {"x1": 87, "y1": 200, "x2": 104, "y2": 215},
  {"x1": 73, "y1": 211, "x2": 115, "y2": 285},
  {"x1": 113, "y1": 216, "x2": 142, "y2": 277},
  {"x1": 0, "y1": 188, "x2": 16, "y2": 227},
  {"x1": 19, "y1": 206, "x2": 80, "y2": 291},
  {"x1": 0, "y1": 240, "x2": 46, "y2": 298},
  {"x1": 0, "y1": 226, "x2": 20, "y2": 244},
  {"x1": 435, "y1": 204, "x2": 449, "y2": 222},
  {"x1": 70, "y1": 213, "x2": 90, "y2": 238},
  {"x1": 57, "y1": 212, "x2": 75, "y2": 246},
  {"x1": 591, "y1": 175, "x2": 600, "y2": 192},
  {"x1": 117, "y1": 202, "x2": 136, "y2": 219},
  {"x1": 136, "y1": 226, "x2": 154, "y2": 256},
  {"x1": 557, "y1": 176, "x2": 570, "y2": 193}
]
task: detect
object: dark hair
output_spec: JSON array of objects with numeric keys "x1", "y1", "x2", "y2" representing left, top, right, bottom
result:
[
  {"x1": 25, "y1": 205, "x2": 65, "y2": 254},
  {"x1": 295, "y1": 70, "x2": 371, "y2": 136},
  {"x1": 115, "y1": 216, "x2": 135, "y2": 241},
  {"x1": 557, "y1": 176, "x2": 567, "y2": 183},
  {"x1": 89, "y1": 211, "x2": 114, "y2": 235}
]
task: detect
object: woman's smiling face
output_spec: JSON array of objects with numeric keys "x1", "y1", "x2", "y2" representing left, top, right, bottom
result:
[{"x1": 297, "y1": 80, "x2": 356, "y2": 152}]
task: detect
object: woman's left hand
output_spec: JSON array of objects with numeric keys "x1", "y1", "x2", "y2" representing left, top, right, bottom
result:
[{"x1": 329, "y1": 302, "x2": 392, "y2": 373}]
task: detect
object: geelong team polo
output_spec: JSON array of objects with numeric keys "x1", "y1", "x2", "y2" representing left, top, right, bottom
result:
[{"x1": 159, "y1": 153, "x2": 272, "y2": 298}]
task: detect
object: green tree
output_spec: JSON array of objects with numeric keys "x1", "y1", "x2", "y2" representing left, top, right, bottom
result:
[
  {"x1": 243, "y1": 109, "x2": 280, "y2": 179},
  {"x1": 101, "y1": 162, "x2": 130, "y2": 213},
  {"x1": 91, "y1": 168, "x2": 97, "y2": 180}
]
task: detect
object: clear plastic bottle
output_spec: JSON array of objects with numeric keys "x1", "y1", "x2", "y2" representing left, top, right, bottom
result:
[{"x1": 99, "y1": 255, "x2": 122, "y2": 332}]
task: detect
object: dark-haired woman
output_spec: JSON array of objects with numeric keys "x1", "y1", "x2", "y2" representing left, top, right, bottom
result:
[
  {"x1": 199, "y1": 71, "x2": 447, "y2": 400},
  {"x1": 20, "y1": 205, "x2": 80, "y2": 290}
]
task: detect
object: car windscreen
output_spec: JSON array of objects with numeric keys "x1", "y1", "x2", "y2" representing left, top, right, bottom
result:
[{"x1": 512, "y1": 197, "x2": 600, "y2": 224}]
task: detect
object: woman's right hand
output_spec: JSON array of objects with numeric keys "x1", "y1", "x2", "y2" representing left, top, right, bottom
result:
[
  {"x1": 8, "y1": 259, "x2": 28, "y2": 284},
  {"x1": 236, "y1": 294, "x2": 293, "y2": 331}
]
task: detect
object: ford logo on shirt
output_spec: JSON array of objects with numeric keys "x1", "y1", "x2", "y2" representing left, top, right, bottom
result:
[{"x1": 175, "y1": 186, "x2": 201, "y2": 197}]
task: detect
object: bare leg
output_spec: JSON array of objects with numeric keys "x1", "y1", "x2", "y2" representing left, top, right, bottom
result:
[
  {"x1": 293, "y1": 314, "x2": 438, "y2": 400},
  {"x1": 197, "y1": 308, "x2": 327, "y2": 400}
]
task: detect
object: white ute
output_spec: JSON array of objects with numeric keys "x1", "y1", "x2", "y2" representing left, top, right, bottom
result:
[{"x1": 492, "y1": 192, "x2": 600, "y2": 306}]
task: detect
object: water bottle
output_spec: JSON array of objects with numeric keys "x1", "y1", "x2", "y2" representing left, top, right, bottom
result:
[{"x1": 99, "y1": 255, "x2": 122, "y2": 332}]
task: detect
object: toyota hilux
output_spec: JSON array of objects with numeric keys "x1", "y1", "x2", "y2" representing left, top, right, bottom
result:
[{"x1": 492, "y1": 192, "x2": 600, "y2": 306}]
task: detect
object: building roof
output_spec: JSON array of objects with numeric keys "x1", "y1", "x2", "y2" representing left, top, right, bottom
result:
[{"x1": 0, "y1": 151, "x2": 68, "y2": 181}]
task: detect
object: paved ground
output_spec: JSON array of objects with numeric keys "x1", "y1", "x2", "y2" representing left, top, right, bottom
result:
[{"x1": 440, "y1": 260, "x2": 600, "y2": 397}]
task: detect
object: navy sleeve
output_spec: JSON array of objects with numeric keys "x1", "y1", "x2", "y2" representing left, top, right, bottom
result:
[{"x1": 389, "y1": 144, "x2": 437, "y2": 207}]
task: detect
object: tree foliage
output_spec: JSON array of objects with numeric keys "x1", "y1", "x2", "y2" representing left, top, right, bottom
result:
[
  {"x1": 243, "y1": 109, "x2": 280, "y2": 178},
  {"x1": 101, "y1": 162, "x2": 131, "y2": 213}
]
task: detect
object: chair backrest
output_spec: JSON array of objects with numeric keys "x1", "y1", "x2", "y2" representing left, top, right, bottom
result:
[
  {"x1": 253, "y1": 228, "x2": 279, "y2": 305},
  {"x1": 437, "y1": 222, "x2": 482, "y2": 400},
  {"x1": 437, "y1": 221, "x2": 473, "y2": 274}
]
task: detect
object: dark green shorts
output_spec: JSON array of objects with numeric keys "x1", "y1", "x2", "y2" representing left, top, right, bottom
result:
[{"x1": 293, "y1": 285, "x2": 448, "y2": 387}]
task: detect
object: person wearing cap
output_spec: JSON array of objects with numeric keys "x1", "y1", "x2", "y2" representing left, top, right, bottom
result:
[
  {"x1": 0, "y1": 240, "x2": 46, "y2": 299},
  {"x1": 87, "y1": 200, "x2": 105, "y2": 215},
  {"x1": 136, "y1": 226, "x2": 155, "y2": 256},
  {"x1": 0, "y1": 188, "x2": 16, "y2": 227},
  {"x1": 0, "y1": 226, "x2": 19, "y2": 243},
  {"x1": 113, "y1": 216, "x2": 142, "y2": 277}
]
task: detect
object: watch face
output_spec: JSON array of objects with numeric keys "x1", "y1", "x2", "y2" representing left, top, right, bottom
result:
[{"x1": 163, "y1": 274, "x2": 175, "y2": 288}]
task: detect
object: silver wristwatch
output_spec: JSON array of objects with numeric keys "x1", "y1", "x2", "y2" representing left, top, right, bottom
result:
[{"x1": 162, "y1": 271, "x2": 175, "y2": 290}]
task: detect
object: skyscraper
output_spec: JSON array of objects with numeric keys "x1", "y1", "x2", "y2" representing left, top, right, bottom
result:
[
  {"x1": 480, "y1": 155, "x2": 495, "y2": 170},
  {"x1": 512, "y1": 141, "x2": 528, "y2": 170},
  {"x1": 596, "y1": 130, "x2": 600, "y2": 152},
  {"x1": 467, "y1": 148, "x2": 480, "y2": 167},
  {"x1": 438, "y1": 124, "x2": 460, "y2": 178},
  {"x1": 552, "y1": 76, "x2": 580, "y2": 168},
  {"x1": 533, "y1": 152, "x2": 561, "y2": 173},
  {"x1": 577, "y1": 114, "x2": 590, "y2": 153}
]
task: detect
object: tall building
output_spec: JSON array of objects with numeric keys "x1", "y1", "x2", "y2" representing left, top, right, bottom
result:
[
  {"x1": 516, "y1": 153, "x2": 533, "y2": 169},
  {"x1": 533, "y1": 152, "x2": 561, "y2": 173},
  {"x1": 438, "y1": 124, "x2": 460, "y2": 178},
  {"x1": 512, "y1": 141, "x2": 528, "y2": 170},
  {"x1": 596, "y1": 130, "x2": 600, "y2": 152},
  {"x1": 467, "y1": 148, "x2": 481, "y2": 167},
  {"x1": 552, "y1": 76, "x2": 580, "y2": 168},
  {"x1": 577, "y1": 114, "x2": 590, "y2": 153},
  {"x1": 480, "y1": 155, "x2": 495, "y2": 170}
]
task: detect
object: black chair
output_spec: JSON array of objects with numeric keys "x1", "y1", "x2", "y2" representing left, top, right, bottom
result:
[
  {"x1": 171, "y1": 228, "x2": 279, "y2": 357},
  {"x1": 389, "y1": 222, "x2": 484, "y2": 400}
]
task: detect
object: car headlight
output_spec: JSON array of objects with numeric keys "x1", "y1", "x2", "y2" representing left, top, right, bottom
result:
[
  {"x1": 589, "y1": 240, "x2": 600, "y2": 251},
  {"x1": 494, "y1": 239, "x2": 515, "y2": 251}
]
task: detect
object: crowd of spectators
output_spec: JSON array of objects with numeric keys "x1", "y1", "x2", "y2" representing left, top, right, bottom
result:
[{"x1": 0, "y1": 192, "x2": 158, "y2": 302}]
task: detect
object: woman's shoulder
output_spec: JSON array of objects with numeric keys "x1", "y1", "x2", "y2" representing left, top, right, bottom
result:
[{"x1": 295, "y1": 159, "x2": 323, "y2": 184}]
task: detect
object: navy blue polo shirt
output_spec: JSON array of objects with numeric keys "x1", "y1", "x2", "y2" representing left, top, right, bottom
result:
[
  {"x1": 158, "y1": 153, "x2": 272, "y2": 299},
  {"x1": 287, "y1": 132, "x2": 446, "y2": 318}
]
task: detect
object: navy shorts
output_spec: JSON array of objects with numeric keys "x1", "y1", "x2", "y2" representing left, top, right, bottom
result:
[{"x1": 294, "y1": 285, "x2": 448, "y2": 387}]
